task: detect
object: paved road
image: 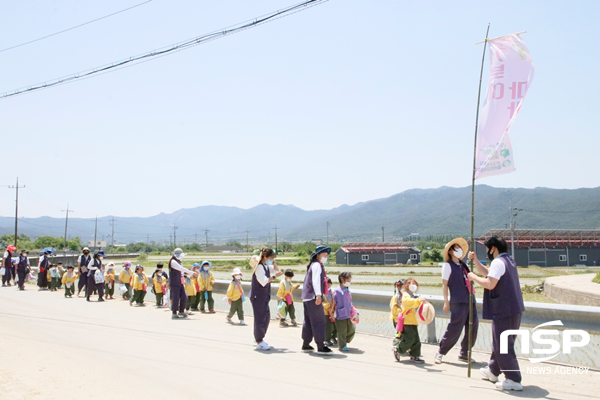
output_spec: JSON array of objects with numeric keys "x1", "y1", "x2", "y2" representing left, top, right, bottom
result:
[{"x1": 0, "y1": 284, "x2": 597, "y2": 400}]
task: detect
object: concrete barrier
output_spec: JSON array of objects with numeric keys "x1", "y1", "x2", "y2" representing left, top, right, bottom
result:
[{"x1": 544, "y1": 273, "x2": 600, "y2": 307}]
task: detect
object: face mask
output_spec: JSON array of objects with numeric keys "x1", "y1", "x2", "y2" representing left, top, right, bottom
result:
[
  {"x1": 343, "y1": 281, "x2": 351, "y2": 288},
  {"x1": 487, "y1": 250, "x2": 495, "y2": 261},
  {"x1": 203, "y1": 266, "x2": 210, "y2": 271},
  {"x1": 286, "y1": 277, "x2": 292, "y2": 281},
  {"x1": 320, "y1": 257, "x2": 328, "y2": 264},
  {"x1": 409, "y1": 284, "x2": 418, "y2": 293},
  {"x1": 235, "y1": 276, "x2": 241, "y2": 280},
  {"x1": 266, "y1": 260, "x2": 274, "y2": 266},
  {"x1": 453, "y1": 248, "x2": 463, "y2": 259}
]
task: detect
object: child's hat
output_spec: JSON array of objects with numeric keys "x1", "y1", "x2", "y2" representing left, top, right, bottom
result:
[
  {"x1": 231, "y1": 267, "x2": 243, "y2": 276},
  {"x1": 416, "y1": 302, "x2": 436, "y2": 325},
  {"x1": 192, "y1": 263, "x2": 200, "y2": 267},
  {"x1": 107, "y1": 262, "x2": 115, "y2": 267}
]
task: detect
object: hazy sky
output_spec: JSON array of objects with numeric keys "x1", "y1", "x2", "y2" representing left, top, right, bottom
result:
[{"x1": 1, "y1": 0, "x2": 598, "y2": 219}]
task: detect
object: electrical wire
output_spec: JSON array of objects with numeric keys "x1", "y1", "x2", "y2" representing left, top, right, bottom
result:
[
  {"x1": 0, "y1": 1, "x2": 154, "y2": 54},
  {"x1": 0, "y1": 0, "x2": 328, "y2": 100}
]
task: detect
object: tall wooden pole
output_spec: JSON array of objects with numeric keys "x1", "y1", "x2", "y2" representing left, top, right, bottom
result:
[{"x1": 468, "y1": 23, "x2": 490, "y2": 378}]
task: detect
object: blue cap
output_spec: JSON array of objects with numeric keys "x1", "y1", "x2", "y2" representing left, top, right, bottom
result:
[{"x1": 193, "y1": 263, "x2": 200, "y2": 267}]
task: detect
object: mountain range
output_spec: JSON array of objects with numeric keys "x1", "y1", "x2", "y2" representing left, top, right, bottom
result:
[{"x1": 1, "y1": 185, "x2": 599, "y2": 245}]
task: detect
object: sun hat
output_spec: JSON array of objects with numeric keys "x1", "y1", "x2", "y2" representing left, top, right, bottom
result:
[
  {"x1": 192, "y1": 263, "x2": 200, "y2": 267},
  {"x1": 173, "y1": 248, "x2": 186, "y2": 259},
  {"x1": 249, "y1": 255, "x2": 260, "y2": 271},
  {"x1": 442, "y1": 237, "x2": 469, "y2": 263},
  {"x1": 20, "y1": 249, "x2": 28, "y2": 254},
  {"x1": 95, "y1": 250, "x2": 106, "y2": 258},
  {"x1": 231, "y1": 267, "x2": 243, "y2": 276},
  {"x1": 311, "y1": 245, "x2": 331, "y2": 260},
  {"x1": 82, "y1": 247, "x2": 90, "y2": 252},
  {"x1": 416, "y1": 302, "x2": 436, "y2": 325},
  {"x1": 123, "y1": 261, "x2": 132, "y2": 267},
  {"x1": 7, "y1": 245, "x2": 16, "y2": 252},
  {"x1": 201, "y1": 261, "x2": 212, "y2": 269}
]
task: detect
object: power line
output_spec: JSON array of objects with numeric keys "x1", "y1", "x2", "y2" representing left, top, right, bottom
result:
[
  {"x1": 0, "y1": 0, "x2": 328, "y2": 100},
  {"x1": 0, "y1": 1, "x2": 154, "y2": 54}
]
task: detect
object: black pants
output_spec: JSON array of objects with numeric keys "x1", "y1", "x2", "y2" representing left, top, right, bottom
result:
[
  {"x1": 302, "y1": 299, "x2": 326, "y2": 350},
  {"x1": 438, "y1": 301, "x2": 479, "y2": 358},
  {"x1": 251, "y1": 297, "x2": 271, "y2": 344},
  {"x1": 2, "y1": 266, "x2": 13, "y2": 285},
  {"x1": 17, "y1": 270, "x2": 26, "y2": 289},
  {"x1": 170, "y1": 284, "x2": 187, "y2": 314},
  {"x1": 78, "y1": 273, "x2": 87, "y2": 293},
  {"x1": 86, "y1": 275, "x2": 104, "y2": 299}
]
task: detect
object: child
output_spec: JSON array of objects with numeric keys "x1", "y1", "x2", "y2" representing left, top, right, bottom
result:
[
  {"x1": 323, "y1": 277, "x2": 337, "y2": 346},
  {"x1": 277, "y1": 269, "x2": 300, "y2": 327},
  {"x1": 390, "y1": 279, "x2": 406, "y2": 330},
  {"x1": 226, "y1": 267, "x2": 245, "y2": 325},
  {"x1": 393, "y1": 278, "x2": 427, "y2": 363},
  {"x1": 185, "y1": 264, "x2": 199, "y2": 312},
  {"x1": 62, "y1": 266, "x2": 77, "y2": 298},
  {"x1": 198, "y1": 261, "x2": 215, "y2": 313},
  {"x1": 333, "y1": 272, "x2": 356, "y2": 351},
  {"x1": 49, "y1": 264, "x2": 61, "y2": 291},
  {"x1": 104, "y1": 262, "x2": 116, "y2": 299},
  {"x1": 119, "y1": 261, "x2": 133, "y2": 300},
  {"x1": 153, "y1": 267, "x2": 168, "y2": 307},
  {"x1": 130, "y1": 265, "x2": 148, "y2": 307}
]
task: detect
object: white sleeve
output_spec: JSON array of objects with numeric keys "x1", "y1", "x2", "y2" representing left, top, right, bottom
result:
[
  {"x1": 311, "y1": 262, "x2": 322, "y2": 296},
  {"x1": 487, "y1": 258, "x2": 506, "y2": 280},
  {"x1": 3, "y1": 251, "x2": 8, "y2": 259},
  {"x1": 255, "y1": 264, "x2": 269, "y2": 287},
  {"x1": 169, "y1": 260, "x2": 194, "y2": 276},
  {"x1": 441, "y1": 263, "x2": 451, "y2": 281}
]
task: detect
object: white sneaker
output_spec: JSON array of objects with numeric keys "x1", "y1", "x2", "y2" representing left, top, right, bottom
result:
[
  {"x1": 239, "y1": 320, "x2": 246, "y2": 325},
  {"x1": 480, "y1": 366, "x2": 499, "y2": 383},
  {"x1": 256, "y1": 341, "x2": 271, "y2": 351},
  {"x1": 434, "y1": 352, "x2": 444, "y2": 364},
  {"x1": 495, "y1": 379, "x2": 523, "y2": 391}
]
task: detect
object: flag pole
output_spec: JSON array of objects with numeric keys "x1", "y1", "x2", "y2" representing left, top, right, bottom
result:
[{"x1": 468, "y1": 23, "x2": 490, "y2": 378}]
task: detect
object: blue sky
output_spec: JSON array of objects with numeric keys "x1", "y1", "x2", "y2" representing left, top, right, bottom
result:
[{"x1": 0, "y1": 0, "x2": 598, "y2": 219}]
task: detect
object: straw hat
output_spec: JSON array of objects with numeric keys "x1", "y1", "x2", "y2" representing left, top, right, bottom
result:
[
  {"x1": 416, "y1": 302, "x2": 435, "y2": 325},
  {"x1": 442, "y1": 237, "x2": 469, "y2": 262},
  {"x1": 249, "y1": 255, "x2": 260, "y2": 271}
]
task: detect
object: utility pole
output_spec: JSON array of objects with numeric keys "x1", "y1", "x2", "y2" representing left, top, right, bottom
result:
[
  {"x1": 273, "y1": 224, "x2": 278, "y2": 253},
  {"x1": 244, "y1": 230, "x2": 250, "y2": 252},
  {"x1": 7, "y1": 178, "x2": 25, "y2": 247},
  {"x1": 61, "y1": 204, "x2": 74, "y2": 249},
  {"x1": 204, "y1": 228, "x2": 210, "y2": 247},
  {"x1": 169, "y1": 234, "x2": 172, "y2": 246},
  {"x1": 172, "y1": 225, "x2": 178, "y2": 247},
  {"x1": 510, "y1": 207, "x2": 523, "y2": 259},
  {"x1": 194, "y1": 233, "x2": 198, "y2": 243},
  {"x1": 93, "y1": 216, "x2": 98, "y2": 249},
  {"x1": 326, "y1": 221, "x2": 329, "y2": 245},
  {"x1": 147, "y1": 234, "x2": 150, "y2": 244},
  {"x1": 109, "y1": 217, "x2": 116, "y2": 246},
  {"x1": 382, "y1": 226, "x2": 385, "y2": 243}
]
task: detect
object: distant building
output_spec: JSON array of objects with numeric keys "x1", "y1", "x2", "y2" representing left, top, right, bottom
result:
[
  {"x1": 335, "y1": 243, "x2": 421, "y2": 265},
  {"x1": 311, "y1": 239, "x2": 323, "y2": 245},
  {"x1": 476, "y1": 229, "x2": 600, "y2": 267},
  {"x1": 204, "y1": 245, "x2": 243, "y2": 253},
  {"x1": 88, "y1": 240, "x2": 107, "y2": 248}
]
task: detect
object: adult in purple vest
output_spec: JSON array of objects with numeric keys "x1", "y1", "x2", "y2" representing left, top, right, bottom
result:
[
  {"x1": 250, "y1": 248, "x2": 282, "y2": 350},
  {"x1": 2, "y1": 245, "x2": 16, "y2": 286},
  {"x1": 37, "y1": 250, "x2": 51, "y2": 290},
  {"x1": 16, "y1": 250, "x2": 30, "y2": 290},
  {"x1": 77, "y1": 247, "x2": 92, "y2": 296},
  {"x1": 468, "y1": 237, "x2": 525, "y2": 392},
  {"x1": 300, "y1": 246, "x2": 333, "y2": 356},
  {"x1": 86, "y1": 251, "x2": 106, "y2": 302},
  {"x1": 435, "y1": 238, "x2": 479, "y2": 364},
  {"x1": 169, "y1": 248, "x2": 196, "y2": 319}
]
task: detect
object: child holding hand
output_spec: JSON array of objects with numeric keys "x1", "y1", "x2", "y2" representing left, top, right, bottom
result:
[
  {"x1": 104, "y1": 262, "x2": 116, "y2": 299},
  {"x1": 323, "y1": 278, "x2": 337, "y2": 346},
  {"x1": 277, "y1": 269, "x2": 300, "y2": 327},
  {"x1": 62, "y1": 266, "x2": 77, "y2": 298},
  {"x1": 153, "y1": 269, "x2": 168, "y2": 307},
  {"x1": 393, "y1": 278, "x2": 427, "y2": 363},
  {"x1": 185, "y1": 264, "x2": 199, "y2": 312},
  {"x1": 226, "y1": 268, "x2": 245, "y2": 325},
  {"x1": 198, "y1": 261, "x2": 215, "y2": 313},
  {"x1": 333, "y1": 272, "x2": 356, "y2": 351},
  {"x1": 130, "y1": 265, "x2": 148, "y2": 307}
]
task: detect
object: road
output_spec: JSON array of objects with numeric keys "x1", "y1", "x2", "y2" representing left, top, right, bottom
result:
[{"x1": 0, "y1": 283, "x2": 597, "y2": 400}]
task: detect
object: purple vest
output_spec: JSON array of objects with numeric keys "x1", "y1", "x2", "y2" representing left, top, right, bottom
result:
[
  {"x1": 301, "y1": 262, "x2": 324, "y2": 300},
  {"x1": 39, "y1": 256, "x2": 49, "y2": 273},
  {"x1": 169, "y1": 257, "x2": 182, "y2": 287},
  {"x1": 251, "y1": 263, "x2": 271, "y2": 302},
  {"x1": 482, "y1": 254, "x2": 525, "y2": 320},
  {"x1": 448, "y1": 262, "x2": 471, "y2": 304},
  {"x1": 17, "y1": 255, "x2": 28, "y2": 272},
  {"x1": 4, "y1": 250, "x2": 12, "y2": 268}
]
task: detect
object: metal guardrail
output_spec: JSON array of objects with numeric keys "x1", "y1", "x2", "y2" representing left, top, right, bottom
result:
[{"x1": 211, "y1": 280, "x2": 600, "y2": 334}]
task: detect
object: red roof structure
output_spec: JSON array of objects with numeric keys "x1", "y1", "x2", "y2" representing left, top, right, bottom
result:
[
  {"x1": 476, "y1": 229, "x2": 600, "y2": 248},
  {"x1": 340, "y1": 243, "x2": 420, "y2": 253}
]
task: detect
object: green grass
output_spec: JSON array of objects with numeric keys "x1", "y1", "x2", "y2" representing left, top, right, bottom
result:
[{"x1": 593, "y1": 271, "x2": 600, "y2": 284}]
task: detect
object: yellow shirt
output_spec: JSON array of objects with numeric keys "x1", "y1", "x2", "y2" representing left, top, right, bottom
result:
[
  {"x1": 131, "y1": 273, "x2": 149, "y2": 291},
  {"x1": 226, "y1": 281, "x2": 244, "y2": 301},
  {"x1": 153, "y1": 276, "x2": 167, "y2": 294},
  {"x1": 185, "y1": 276, "x2": 198, "y2": 296},
  {"x1": 105, "y1": 271, "x2": 115, "y2": 282},
  {"x1": 119, "y1": 269, "x2": 132, "y2": 284},
  {"x1": 61, "y1": 272, "x2": 78, "y2": 285},
  {"x1": 390, "y1": 294, "x2": 402, "y2": 322},
  {"x1": 277, "y1": 280, "x2": 299, "y2": 302},
  {"x1": 401, "y1": 292, "x2": 422, "y2": 326},
  {"x1": 322, "y1": 292, "x2": 334, "y2": 317},
  {"x1": 198, "y1": 271, "x2": 215, "y2": 291}
]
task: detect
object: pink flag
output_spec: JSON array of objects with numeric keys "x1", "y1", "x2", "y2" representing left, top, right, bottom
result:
[{"x1": 475, "y1": 34, "x2": 534, "y2": 179}]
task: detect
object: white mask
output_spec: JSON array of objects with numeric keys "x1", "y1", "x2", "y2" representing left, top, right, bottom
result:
[
  {"x1": 343, "y1": 281, "x2": 351, "y2": 288},
  {"x1": 320, "y1": 257, "x2": 328, "y2": 264},
  {"x1": 453, "y1": 248, "x2": 463, "y2": 259},
  {"x1": 235, "y1": 275, "x2": 241, "y2": 280},
  {"x1": 286, "y1": 278, "x2": 292, "y2": 281},
  {"x1": 409, "y1": 284, "x2": 418, "y2": 293}
]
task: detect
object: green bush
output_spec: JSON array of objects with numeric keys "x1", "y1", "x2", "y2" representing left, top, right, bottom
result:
[{"x1": 593, "y1": 271, "x2": 600, "y2": 284}]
